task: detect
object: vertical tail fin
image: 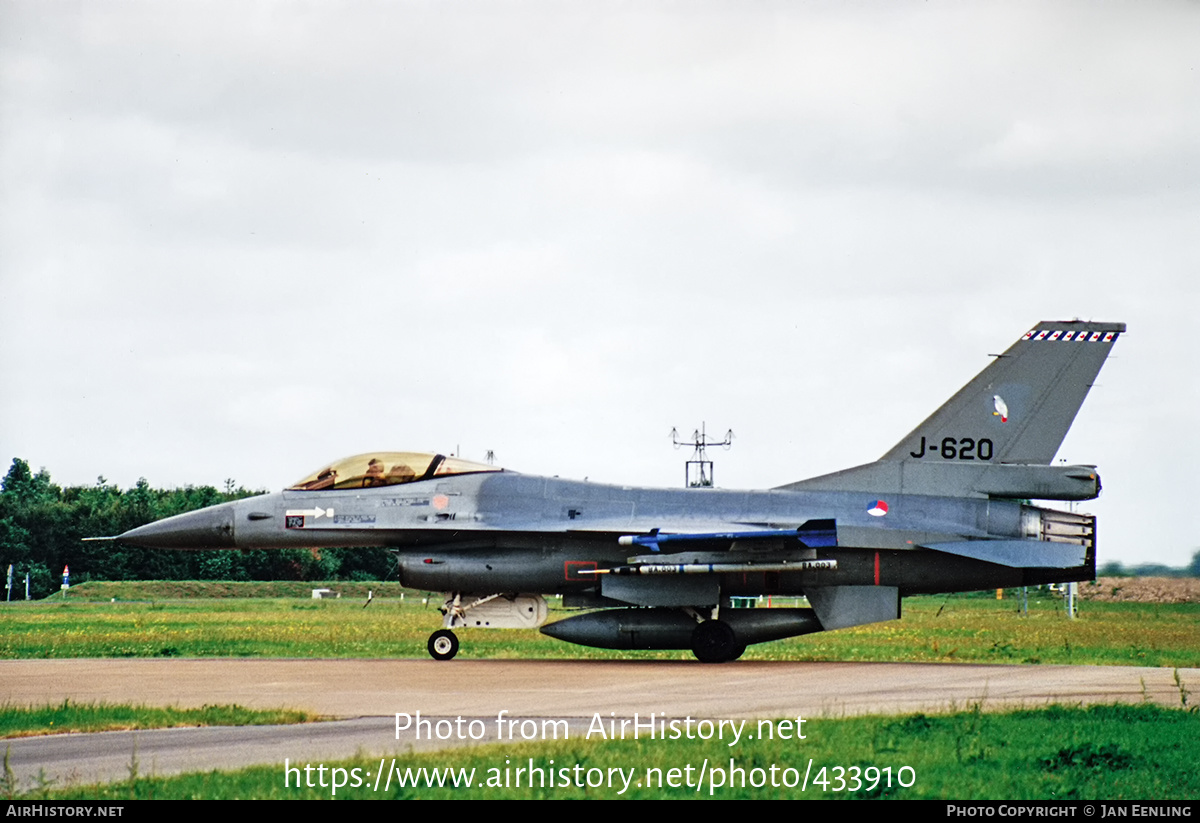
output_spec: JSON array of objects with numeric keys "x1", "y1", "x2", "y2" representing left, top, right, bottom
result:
[
  {"x1": 881, "y1": 320, "x2": 1124, "y2": 465},
  {"x1": 781, "y1": 320, "x2": 1123, "y2": 498}
]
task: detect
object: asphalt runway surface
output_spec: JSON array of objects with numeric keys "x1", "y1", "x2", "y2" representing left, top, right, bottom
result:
[{"x1": 3, "y1": 659, "x2": 1196, "y2": 791}]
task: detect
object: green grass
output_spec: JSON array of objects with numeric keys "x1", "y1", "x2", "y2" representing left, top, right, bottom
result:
[
  {"x1": 25, "y1": 704, "x2": 1199, "y2": 800},
  {"x1": 2, "y1": 588, "x2": 1197, "y2": 666},
  {"x1": 54, "y1": 580, "x2": 412, "y2": 601},
  {"x1": 3, "y1": 585, "x2": 1196, "y2": 800},
  {"x1": 0, "y1": 700, "x2": 313, "y2": 739}
]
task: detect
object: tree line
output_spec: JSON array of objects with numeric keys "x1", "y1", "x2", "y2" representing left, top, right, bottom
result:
[{"x1": 0, "y1": 458, "x2": 395, "y2": 599}]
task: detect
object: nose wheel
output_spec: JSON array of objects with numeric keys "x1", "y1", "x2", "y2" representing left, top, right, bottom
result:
[{"x1": 427, "y1": 629, "x2": 459, "y2": 661}]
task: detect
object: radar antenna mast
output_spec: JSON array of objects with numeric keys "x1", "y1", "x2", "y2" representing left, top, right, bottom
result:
[{"x1": 670, "y1": 422, "x2": 733, "y2": 488}]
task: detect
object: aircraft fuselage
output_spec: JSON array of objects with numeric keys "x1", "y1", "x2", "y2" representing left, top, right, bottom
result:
[
  {"x1": 120, "y1": 470, "x2": 1090, "y2": 596},
  {"x1": 111, "y1": 320, "x2": 1120, "y2": 662}
]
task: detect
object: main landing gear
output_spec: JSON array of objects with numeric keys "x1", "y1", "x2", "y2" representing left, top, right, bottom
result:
[
  {"x1": 690, "y1": 619, "x2": 745, "y2": 664},
  {"x1": 427, "y1": 629, "x2": 459, "y2": 661}
]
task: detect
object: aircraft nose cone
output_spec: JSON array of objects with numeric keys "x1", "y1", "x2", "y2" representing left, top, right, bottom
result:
[{"x1": 117, "y1": 503, "x2": 236, "y2": 549}]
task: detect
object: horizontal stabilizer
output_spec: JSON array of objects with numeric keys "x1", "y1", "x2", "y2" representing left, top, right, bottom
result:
[
  {"x1": 618, "y1": 519, "x2": 837, "y2": 552},
  {"x1": 923, "y1": 539, "x2": 1086, "y2": 569}
]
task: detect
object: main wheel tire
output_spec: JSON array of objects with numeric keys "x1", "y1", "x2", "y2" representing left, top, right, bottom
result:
[
  {"x1": 690, "y1": 620, "x2": 739, "y2": 663},
  {"x1": 427, "y1": 629, "x2": 459, "y2": 661}
]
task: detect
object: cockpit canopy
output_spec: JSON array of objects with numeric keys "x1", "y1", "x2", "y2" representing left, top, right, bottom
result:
[{"x1": 287, "y1": 452, "x2": 501, "y2": 491}]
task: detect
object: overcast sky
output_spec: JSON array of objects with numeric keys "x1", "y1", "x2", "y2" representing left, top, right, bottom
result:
[{"x1": 1, "y1": 2, "x2": 1196, "y2": 566}]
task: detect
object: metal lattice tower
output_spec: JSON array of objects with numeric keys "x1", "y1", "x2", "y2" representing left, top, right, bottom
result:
[{"x1": 670, "y1": 422, "x2": 733, "y2": 488}]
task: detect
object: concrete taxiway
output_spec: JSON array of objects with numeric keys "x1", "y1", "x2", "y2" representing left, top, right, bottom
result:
[{"x1": 3, "y1": 659, "x2": 1196, "y2": 791}]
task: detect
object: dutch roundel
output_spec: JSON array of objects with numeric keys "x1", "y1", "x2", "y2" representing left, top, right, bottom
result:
[{"x1": 867, "y1": 500, "x2": 889, "y2": 517}]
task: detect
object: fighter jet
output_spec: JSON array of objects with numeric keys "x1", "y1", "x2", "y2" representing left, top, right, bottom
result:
[{"x1": 116, "y1": 320, "x2": 1123, "y2": 663}]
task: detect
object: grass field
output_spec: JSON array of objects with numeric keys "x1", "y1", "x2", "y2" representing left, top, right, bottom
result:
[
  {"x1": 55, "y1": 580, "x2": 412, "y2": 601},
  {"x1": 0, "y1": 701, "x2": 313, "y2": 739},
  {"x1": 19, "y1": 703, "x2": 1198, "y2": 800},
  {"x1": 2, "y1": 583, "x2": 1197, "y2": 666}
]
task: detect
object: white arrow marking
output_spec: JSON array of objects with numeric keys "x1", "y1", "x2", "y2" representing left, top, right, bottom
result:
[{"x1": 285, "y1": 508, "x2": 335, "y2": 519}]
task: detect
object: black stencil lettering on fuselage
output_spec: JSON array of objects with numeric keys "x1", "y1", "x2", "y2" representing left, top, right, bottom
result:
[{"x1": 910, "y1": 436, "x2": 993, "y2": 461}]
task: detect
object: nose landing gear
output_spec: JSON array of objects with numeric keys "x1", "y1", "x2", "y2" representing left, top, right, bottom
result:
[{"x1": 427, "y1": 629, "x2": 459, "y2": 661}]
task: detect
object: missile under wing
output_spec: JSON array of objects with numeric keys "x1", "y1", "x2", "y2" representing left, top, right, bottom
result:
[{"x1": 115, "y1": 320, "x2": 1123, "y2": 662}]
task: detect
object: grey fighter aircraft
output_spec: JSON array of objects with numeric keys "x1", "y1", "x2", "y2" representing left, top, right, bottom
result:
[{"x1": 116, "y1": 320, "x2": 1123, "y2": 662}]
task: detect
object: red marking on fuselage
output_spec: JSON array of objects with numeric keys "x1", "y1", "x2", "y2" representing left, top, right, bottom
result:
[
  {"x1": 874, "y1": 552, "x2": 880, "y2": 586},
  {"x1": 564, "y1": 560, "x2": 597, "y2": 581}
]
